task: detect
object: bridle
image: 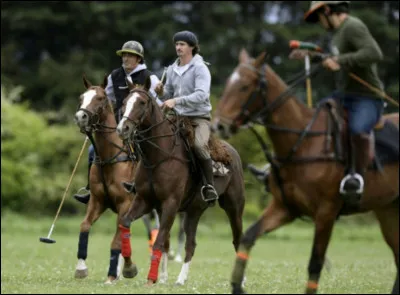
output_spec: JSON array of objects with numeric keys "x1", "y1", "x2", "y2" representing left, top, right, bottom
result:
[
  {"x1": 228, "y1": 62, "x2": 322, "y2": 130},
  {"x1": 77, "y1": 91, "x2": 114, "y2": 134}
]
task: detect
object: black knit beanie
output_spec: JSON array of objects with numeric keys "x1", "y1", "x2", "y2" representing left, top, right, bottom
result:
[{"x1": 173, "y1": 31, "x2": 198, "y2": 47}]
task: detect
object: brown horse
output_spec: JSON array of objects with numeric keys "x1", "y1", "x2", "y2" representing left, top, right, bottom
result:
[
  {"x1": 115, "y1": 77, "x2": 246, "y2": 286},
  {"x1": 213, "y1": 49, "x2": 399, "y2": 294},
  {"x1": 74, "y1": 75, "x2": 138, "y2": 283}
]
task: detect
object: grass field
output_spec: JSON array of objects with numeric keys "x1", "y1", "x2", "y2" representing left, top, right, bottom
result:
[{"x1": 1, "y1": 210, "x2": 397, "y2": 294}]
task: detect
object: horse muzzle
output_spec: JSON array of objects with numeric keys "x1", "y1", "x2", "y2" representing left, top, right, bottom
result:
[
  {"x1": 74, "y1": 110, "x2": 91, "y2": 132},
  {"x1": 117, "y1": 117, "x2": 135, "y2": 140},
  {"x1": 212, "y1": 118, "x2": 234, "y2": 140}
]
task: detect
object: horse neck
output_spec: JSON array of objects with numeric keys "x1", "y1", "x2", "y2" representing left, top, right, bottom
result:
[
  {"x1": 94, "y1": 107, "x2": 124, "y2": 159},
  {"x1": 264, "y1": 66, "x2": 314, "y2": 157},
  {"x1": 138, "y1": 106, "x2": 180, "y2": 162}
]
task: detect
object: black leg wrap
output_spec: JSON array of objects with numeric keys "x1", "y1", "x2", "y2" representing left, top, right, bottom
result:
[
  {"x1": 107, "y1": 249, "x2": 121, "y2": 278},
  {"x1": 232, "y1": 282, "x2": 246, "y2": 294},
  {"x1": 241, "y1": 220, "x2": 262, "y2": 248},
  {"x1": 77, "y1": 232, "x2": 89, "y2": 260}
]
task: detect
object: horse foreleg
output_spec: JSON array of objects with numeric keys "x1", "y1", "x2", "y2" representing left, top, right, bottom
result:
[
  {"x1": 142, "y1": 212, "x2": 158, "y2": 254},
  {"x1": 119, "y1": 195, "x2": 150, "y2": 278},
  {"x1": 374, "y1": 200, "x2": 399, "y2": 294},
  {"x1": 231, "y1": 199, "x2": 293, "y2": 294},
  {"x1": 105, "y1": 201, "x2": 138, "y2": 284},
  {"x1": 305, "y1": 203, "x2": 340, "y2": 294},
  {"x1": 159, "y1": 234, "x2": 171, "y2": 284},
  {"x1": 147, "y1": 198, "x2": 179, "y2": 285},
  {"x1": 175, "y1": 211, "x2": 202, "y2": 285},
  {"x1": 75, "y1": 199, "x2": 105, "y2": 279},
  {"x1": 172, "y1": 212, "x2": 186, "y2": 263}
]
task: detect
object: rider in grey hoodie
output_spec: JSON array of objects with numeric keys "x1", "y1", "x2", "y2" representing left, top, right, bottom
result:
[{"x1": 155, "y1": 30, "x2": 218, "y2": 205}]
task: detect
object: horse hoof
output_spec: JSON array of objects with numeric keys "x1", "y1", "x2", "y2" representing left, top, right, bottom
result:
[
  {"x1": 146, "y1": 279, "x2": 155, "y2": 286},
  {"x1": 122, "y1": 264, "x2": 138, "y2": 278},
  {"x1": 74, "y1": 268, "x2": 88, "y2": 279},
  {"x1": 175, "y1": 280, "x2": 185, "y2": 286},
  {"x1": 174, "y1": 255, "x2": 183, "y2": 263},
  {"x1": 232, "y1": 283, "x2": 246, "y2": 294},
  {"x1": 104, "y1": 276, "x2": 119, "y2": 285}
]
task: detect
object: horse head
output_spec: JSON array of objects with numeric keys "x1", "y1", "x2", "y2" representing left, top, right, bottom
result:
[
  {"x1": 212, "y1": 48, "x2": 270, "y2": 139},
  {"x1": 116, "y1": 75, "x2": 153, "y2": 141},
  {"x1": 75, "y1": 74, "x2": 110, "y2": 133}
]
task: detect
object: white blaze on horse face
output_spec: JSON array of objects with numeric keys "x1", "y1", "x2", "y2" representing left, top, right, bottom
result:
[
  {"x1": 81, "y1": 89, "x2": 97, "y2": 109},
  {"x1": 123, "y1": 93, "x2": 140, "y2": 118}
]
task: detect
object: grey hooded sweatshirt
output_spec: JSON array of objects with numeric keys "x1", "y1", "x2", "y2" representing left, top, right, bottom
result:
[{"x1": 160, "y1": 54, "x2": 212, "y2": 118}]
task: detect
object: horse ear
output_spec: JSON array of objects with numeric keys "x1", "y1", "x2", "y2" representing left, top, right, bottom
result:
[
  {"x1": 144, "y1": 75, "x2": 151, "y2": 92},
  {"x1": 83, "y1": 73, "x2": 92, "y2": 89},
  {"x1": 254, "y1": 51, "x2": 267, "y2": 68},
  {"x1": 126, "y1": 77, "x2": 135, "y2": 90},
  {"x1": 239, "y1": 48, "x2": 249, "y2": 63},
  {"x1": 101, "y1": 74, "x2": 108, "y2": 89}
]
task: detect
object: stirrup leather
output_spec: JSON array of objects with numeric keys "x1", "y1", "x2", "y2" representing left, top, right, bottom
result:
[
  {"x1": 200, "y1": 184, "x2": 219, "y2": 202},
  {"x1": 339, "y1": 173, "x2": 364, "y2": 195}
]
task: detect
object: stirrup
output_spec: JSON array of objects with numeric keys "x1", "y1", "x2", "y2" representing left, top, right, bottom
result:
[
  {"x1": 200, "y1": 184, "x2": 219, "y2": 202},
  {"x1": 339, "y1": 173, "x2": 364, "y2": 195}
]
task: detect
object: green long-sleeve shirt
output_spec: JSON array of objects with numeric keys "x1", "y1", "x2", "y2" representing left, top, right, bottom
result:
[{"x1": 332, "y1": 15, "x2": 384, "y2": 98}]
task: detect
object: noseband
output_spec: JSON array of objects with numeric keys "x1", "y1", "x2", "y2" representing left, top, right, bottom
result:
[{"x1": 231, "y1": 63, "x2": 313, "y2": 128}]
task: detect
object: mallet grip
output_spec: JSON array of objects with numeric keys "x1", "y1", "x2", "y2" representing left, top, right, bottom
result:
[{"x1": 290, "y1": 40, "x2": 323, "y2": 52}]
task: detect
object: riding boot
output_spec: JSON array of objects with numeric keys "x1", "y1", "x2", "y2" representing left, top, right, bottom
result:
[
  {"x1": 73, "y1": 162, "x2": 92, "y2": 204},
  {"x1": 339, "y1": 134, "x2": 370, "y2": 203},
  {"x1": 199, "y1": 158, "x2": 219, "y2": 204}
]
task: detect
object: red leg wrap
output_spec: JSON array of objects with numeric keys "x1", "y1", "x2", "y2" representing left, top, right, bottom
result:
[
  {"x1": 147, "y1": 249, "x2": 162, "y2": 282},
  {"x1": 119, "y1": 224, "x2": 131, "y2": 258}
]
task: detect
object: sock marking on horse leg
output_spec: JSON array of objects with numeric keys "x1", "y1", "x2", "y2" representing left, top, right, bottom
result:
[
  {"x1": 159, "y1": 253, "x2": 169, "y2": 284},
  {"x1": 176, "y1": 261, "x2": 191, "y2": 285}
]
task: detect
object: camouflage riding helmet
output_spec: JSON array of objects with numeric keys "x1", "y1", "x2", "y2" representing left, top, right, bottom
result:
[
  {"x1": 116, "y1": 41, "x2": 144, "y2": 63},
  {"x1": 304, "y1": 1, "x2": 350, "y2": 23}
]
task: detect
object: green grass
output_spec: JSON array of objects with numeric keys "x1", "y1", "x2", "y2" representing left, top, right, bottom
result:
[{"x1": 1, "y1": 211, "x2": 396, "y2": 294}]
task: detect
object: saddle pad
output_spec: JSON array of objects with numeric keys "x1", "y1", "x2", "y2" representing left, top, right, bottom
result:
[{"x1": 373, "y1": 120, "x2": 399, "y2": 166}]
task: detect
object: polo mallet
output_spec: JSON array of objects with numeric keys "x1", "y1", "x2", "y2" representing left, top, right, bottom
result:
[
  {"x1": 290, "y1": 40, "x2": 323, "y2": 108},
  {"x1": 39, "y1": 136, "x2": 89, "y2": 244},
  {"x1": 160, "y1": 67, "x2": 167, "y2": 84}
]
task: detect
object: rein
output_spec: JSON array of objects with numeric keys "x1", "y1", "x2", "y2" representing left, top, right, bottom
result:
[{"x1": 78, "y1": 98, "x2": 137, "y2": 203}]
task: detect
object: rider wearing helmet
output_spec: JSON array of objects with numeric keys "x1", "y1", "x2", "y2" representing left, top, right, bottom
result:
[
  {"x1": 302, "y1": 1, "x2": 385, "y2": 203},
  {"x1": 73, "y1": 40, "x2": 162, "y2": 204}
]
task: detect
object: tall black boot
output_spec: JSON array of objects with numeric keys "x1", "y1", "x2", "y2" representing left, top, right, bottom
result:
[
  {"x1": 73, "y1": 162, "x2": 92, "y2": 204},
  {"x1": 199, "y1": 158, "x2": 219, "y2": 204}
]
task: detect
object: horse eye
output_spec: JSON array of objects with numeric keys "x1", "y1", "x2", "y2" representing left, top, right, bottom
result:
[{"x1": 240, "y1": 85, "x2": 250, "y2": 92}]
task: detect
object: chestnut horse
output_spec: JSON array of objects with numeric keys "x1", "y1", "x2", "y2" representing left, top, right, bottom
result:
[
  {"x1": 74, "y1": 75, "x2": 139, "y2": 283},
  {"x1": 213, "y1": 49, "x2": 399, "y2": 294},
  {"x1": 116, "y1": 78, "x2": 246, "y2": 286}
]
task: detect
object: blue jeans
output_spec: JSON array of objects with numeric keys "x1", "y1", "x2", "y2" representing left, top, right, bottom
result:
[
  {"x1": 323, "y1": 92, "x2": 384, "y2": 135},
  {"x1": 88, "y1": 144, "x2": 95, "y2": 165}
]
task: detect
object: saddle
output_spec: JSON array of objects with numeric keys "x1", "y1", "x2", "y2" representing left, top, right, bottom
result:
[
  {"x1": 167, "y1": 113, "x2": 232, "y2": 175},
  {"x1": 323, "y1": 98, "x2": 399, "y2": 171}
]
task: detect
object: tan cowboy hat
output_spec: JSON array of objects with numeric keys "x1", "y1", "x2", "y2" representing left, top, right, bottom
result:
[
  {"x1": 116, "y1": 41, "x2": 144, "y2": 58},
  {"x1": 304, "y1": 1, "x2": 350, "y2": 23}
]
